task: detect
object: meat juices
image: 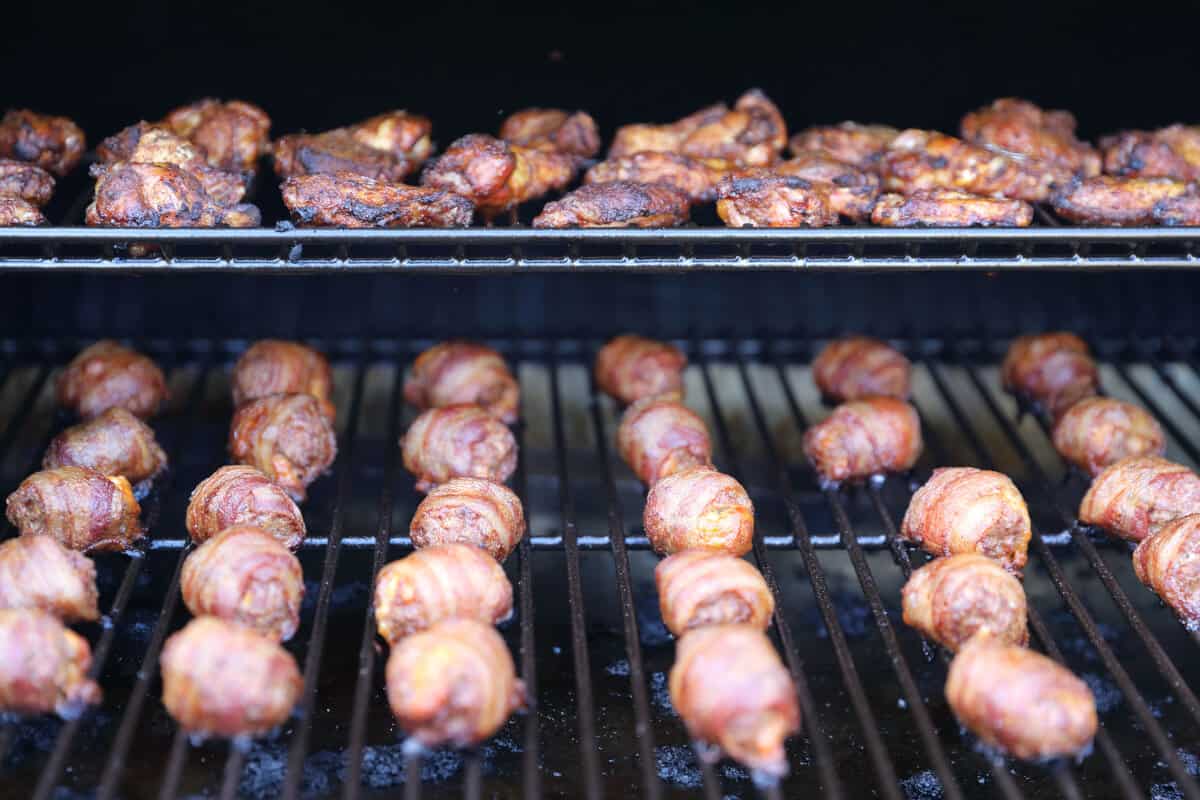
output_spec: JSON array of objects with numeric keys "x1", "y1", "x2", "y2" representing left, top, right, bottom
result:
[{"x1": 409, "y1": 477, "x2": 526, "y2": 562}]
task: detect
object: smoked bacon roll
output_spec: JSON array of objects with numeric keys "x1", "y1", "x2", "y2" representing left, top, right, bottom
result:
[
  {"x1": 228, "y1": 393, "x2": 338, "y2": 502},
  {"x1": 595, "y1": 334, "x2": 687, "y2": 406},
  {"x1": 186, "y1": 465, "x2": 306, "y2": 549},
  {"x1": 811, "y1": 336, "x2": 911, "y2": 402},
  {"x1": 1051, "y1": 397, "x2": 1165, "y2": 477},
  {"x1": 901, "y1": 554, "x2": 1028, "y2": 651},
  {"x1": 802, "y1": 396, "x2": 922, "y2": 484},
  {"x1": 6, "y1": 466, "x2": 142, "y2": 552},
  {"x1": 644, "y1": 467, "x2": 754, "y2": 556},
  {"x1": 43, "y1": 407, "x2": 168, "y2": 487},
  {"x1": 0, "y1": 535, "x2": 98, "y2": 622},
  {"x1": 1132, "y1": 514, "x2": 1200, "y2": 628},
  {"x1": 617, "y1": 394, "x2": 712, "y2": 486},
  {"x1": 401, "y1": 405, "x2": 518, "y2": 493},
  {"x1": 404, "y1": 341, "x2": 519, "y2": 424},
  {"x1": 56, "y1": 340, "x2": 168, "y2": 420},
  {"x1": 1078, "y1": 456, "x2": 1200, "y2": 542},
  {"x1": 655, "y1": 550, "x2": 773, "y2": 636},
  {"x1": 1001, "y1": 332, "x2": 1098, "y2": 420},
  {"x1": 409, "y1": 477, "x2": 525, "y2": 562},
  {"x1": 0, "y1": 609, "x2": 101, "y2": 717},
  {"x1": 231, "y1": 340, "x2": 335, "y2": 420}
]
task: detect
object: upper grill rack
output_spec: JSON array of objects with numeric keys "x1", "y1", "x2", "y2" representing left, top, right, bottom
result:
[{"x1": 0, "y1": 336, "x2": 1197, "y2": 799}]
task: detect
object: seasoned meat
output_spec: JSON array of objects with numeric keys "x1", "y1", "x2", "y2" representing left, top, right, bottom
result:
[
  {"x1": 870, "y1": 189, "x2": 1034, "y2": 227},
  {"x1": 900, "y1": 467, "x2": 1031, "y2": 574},
  {"x1": 812, "y1": 336, "x2": 911, "y2": 402},
  {"x1": 0, "y1": 535, "x2": 98, "y2": 622},
  {"x1": 803, "y1": 397, "x2": 922, "y2": 484},
  {"x1": 499, "y1": 108, "x2": 601, "y2": 158},
  {"x1": 404, "y1": 341, "x2": 519, "y2": 424},
  {"x1": 1153, "y1": 194, "x2": 1200, "y2": 226},
  {"x1": 181, "y1": 525, "x2": 303, "y2": 641},
  {"x1": 669, "y1": 624, "x2": 799, "y2": 777},
  {"x1": 161, "y1": 99, "x2": 272, "y2": 172},
  {"x1": 1079, "y1": 456, "x2": 1200, "y2": 542},
  {"x1": 374, "y1": 543, "x2": 513, "y2": 643},
  {"x1": 0, "y1": 158, "x2": 54, "y2": 206},
  {"x1": 0, "y1": 110, "x2": 86, "y2": 176},
  {"x1": 960, "y1": 98, "x2": 1101, "y2": 176},
  {"x1": 0, "y1": 609, "x2": 101, "y2": 717},
  {"x1": 617, "y1": 394, "x2": 712, "y2": 486},
  {"x1": 421, "y1": 133, "x2": 576, "y2": 218},
  {"x1": 386, "y1": 618, "x2": 526, "y2": 747},
  {"x1": 95, "y1": 123, "x2": 248, "y2": 206},
  {"x1": 57, "y1": 340, "x2": 168, "y2": 420},
  {"x1": 595, "y1": 334, "x2": 687, "y2": 406},
  {"x1": 0, "y1": 196, "x2": 46, "y2": 226},
  {"x1": 901, "y1": 554, "x2": 1028, "y2": 651},
  {"x1": 229, "y1": 394, "x2": 338, "y2": 502},
  {"x1": 585, "y1": 152, "x2": 724, "y2": 203},
  {"x1": 43, "y1": 407, "x2": 168, "y2": 487},
  {"x1": 945, "y1": 636, "x2": 1096, "y2": 760},
  {"x1": 533, "y1": 180, "x2": 690, "y2": 228},
  {"x1": 716, "y1": 172, "x2": 838, "y2": 228},
  {"x1": 232, "y1": 340, "x2": 335, "y2": 420},
  {"x1": 1001, "y1": 332, "x2": 1098, "y2": 420},
  {"x1": 775, "y1": 152, "x2": 881, "y2": 220},
  {"x1": 160, "y1": 617, "x2": 302, "y2": 738},
  {"x1": 1050, "y1": 176, "x2": 1195, "y2": 226},
  {"x1": 655, "y1": 550, "x2": 773, "y2": 636},
  {"x1": 609, "y1": 102, "x2": 729, "y2": 159},
  {"x1": 788, "y1": 122, "x2": 899, "y2": 171},
  {"x1": 1052, "y1": 397, "x2": 1165, "y2": 477},
  {"x1": 678, "y1": 89, "x2": 787, "y2": 168},
  {"x1": 402, "y1": 405, "x2": 518, "y2": 493},
  {"x1": 1133, "y1": 514, "x2": 1200, "y2": 628},
  {"x1": 86, "y1": 162, "x2": 261, "y2": 228},
  {"x1": 644, "y1": 467, "x2": 754, "y2": 556},
  {"x1": 6, "y1": 466, "x2": 142, "y2": 552},
  {"x1": 186, "y1": 465, "x2": 306, "y2": 549},
  {"x1": 274, "y1": 111, "x2": 433, "y2": 181},
  {"x1": 1100, "y1": 125, "x2": 1200, "y2": 182},
  {"x1": 281, "y1": 171, "x2": 473, "y2": 228},
  {"x1": 409, "y1": 477, "x2": 526, "y2": 562}
]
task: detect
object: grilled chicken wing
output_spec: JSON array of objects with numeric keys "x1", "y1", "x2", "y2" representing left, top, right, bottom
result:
[
  {"x1": 871, "y1": 189, "x2": 1034, "y2": 227},
  {"x1": 655, "y1": 550, "x2": 773, "y2": 636},
  {"x1": 232, "y1": 340, "x2": 335, "y2": 420},
  {"x1": 617, "y1": 394, "x2": 712, "y2": 485},
  {"x1": 533, "y1": 180, "x2": 690, "y2": 228},
  {"x1": 186, "y1": 465, "x2": 306, "y2": 549},
  {"x1": 585, "y1": 152, "x2": 724, "y2": 203},
  {"x1": 1001, "y1": 332, "x2": 1099, "y2": 420},
  {"x1": 229, "y1": 393, "x2": 338, "y2": 502},
  {"x1": 1079, "y1": 456, "x2": 1200, "y2": 542},
  {"x1": 86, "y1": 162, "x2": 261, "y2": 228},
  {"x1": 0, "y1": 159, "x2": 54, "y2": 206},
  {"x1": 499, "y1": 108, "x2": 600, "y2": 158},
  {"x1": 404, "y1": 341, "x2": 519, "y2": 424},
  {"x1": 803, "y1": 397, "x2": 923, "y2": 484},
  {"x1": 402, "y1": 405, "x2": 518, "y2": 492},
  {"x1": 1100, "y1": 125, "x2": 1200, "y2": 182},
  {"x1": 161, "y1": 99, "x2": 271, "y2": 172},
  {"x1": 609, "y1": 103, "x2": 729, "y2": 159},
  {"x1": 409, "y1": 477, "x2": 526, "y2": 562},
  {"x1": 960, "y1": 98, "x2": 1101, "y2": 177},
  {"x1": 43, "y1": 407, "x2": 168, "y2": 487},
  {"x1": 274, "y1": 111, "x2": 433, "y2": 181},
  {"x1": 96, "y1": 123, "x2": 248, "y2": 206},
  {"x1": 901, "y1": 554, "x2": 1028, "y2": 651},
  {"x1": 1153, "y1": 195, "x2": 1200, "y2": 226},
  {"x1": 775, "y1": 152, "x2": 881, "y2": 220},
  {"x1": 0, "y1": 197, "x2": 46, "y2": 226},
  {"x1": 716, "y1": 172, "x2": 838, "y2": 228},
  {"x1": 0, "y1": 609, "x2": 101, "y2": 717},
  {"x1": 0, "y1": 110, "x2": 86, "y2": 176},
  {"x1": 1052, "y1": 397, "x2": 1165, "y2": 477},
  {"x1": 1051, "y1": 176, "x2": 1196, "y2": 226},
  {"x1": 0, "y1": 535, "x2": 98, "y2": 623},
  {"x1": 595, "y1": 334, "x2": 687, "y2": 406},
  {"x1": 812, "y1": 336, "x2": 911, "y2": 402},
  {"x1": 788, "y1": 122, "x2": 899, "y2": 171},
  {"x1": 6, "y1": 466, "x2": 143, "y2": 552},
  {"x1": 679, "y1": 89, "x2": 786, "y2": 168},
  {"x1": 1133, "y1": 514, "x2": 1200, "y2": 628},
  {"x1": 644, "y1": 467, "x2": 755, "y2": 556},
  {"x1": 281, "y1": 171, "x2": 473, "y2": 228},
  {"x1": 423, "y1": 134, "x2": 577, "y2": 219}
]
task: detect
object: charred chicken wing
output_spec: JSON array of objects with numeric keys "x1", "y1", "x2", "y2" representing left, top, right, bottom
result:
[
  {"x1": 585, "y1": 152, "x2": 724, "y2": 203},
  {"x1": 1051, "y1": 176, "x2": 1196, "y2": 226},
  {"x1": 274, "y1": 111, "x2": 433, "y2": 181},
  {"x1": 533, "y1": 180, "x2": 690, "y2": 228},
  {"x1": 679, "y1": 89, "x2": 787, "y2": 168},
  {"x1": 716, "y1": 172, "x2": 838, "y2": 228},
  {"x1": 1153, "y1": 195, "x2": 1200, "y2": 226},
  {"x1": 788, "y1": 122, "x2": 899, "y2": 171},
  {"x1": 499, "y1": 108, "x2": 601, "y2": 158},
  {"x1": 1101, "y1": 125, "x2": 1200, "y2": 182},
  {"x1": 0, "y1": 197, "x2": 46, "y2": 226},
  {"x1": 0, "y1": 159, "x2": 54, "y2": 206},
  {"x1": 871, "y1": 189, "x2": 1034, "y2": 227},
  {"x1": 96, "y1": 123, "x2": 248, "y2": 206},
  {"x1": 609, "y1": 103, "x2": 729, "y2": 159},
  {"x1": 409, "y1": 477, "x2": 526, "y2": 562},
  {"x1": 86, "y1": 162, "x2": 261, "y2": 228},
  {"x1": 960, "y1": 98, "x2": 1101, "y2": 177},
  {"x1": 775, "y1": 152, "x2": 881, "y2": 220},
  {"x1": 422, "y1": 134, "x2": 577, "y2": 219},
  {"x1": 281, "y1": 171, "x2": 473, "y2": 228},
  {"x1": 0, "y1": 110, "x2": 86, "y2": 176},
  {"x1": 161, "y1": 99, "x2": 271, "y2": 172}
]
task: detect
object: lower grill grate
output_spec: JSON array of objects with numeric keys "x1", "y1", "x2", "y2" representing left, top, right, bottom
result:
[{"x1": 0, "y1": 336, "x2": 1197, "y2": 799}]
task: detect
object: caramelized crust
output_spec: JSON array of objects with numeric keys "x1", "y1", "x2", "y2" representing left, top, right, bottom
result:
[
  {"x1": 57, "y1": 340, "x2": 168, "y2": 420},
  {"x1": 405, "y1": 341, "x2": 519, "y2": 424},
  {"x1": 6, "y1": 467, "x2": 142, "y2": 552},
  {"x1": 1052, "y1": 397, "x2": 1165, "y2": 477},
  {"x1": 374, "y1": 543, "x2": 513, "y2": 643},
  {"x1": 385, "y1": 618, "x2": 526, "y2": 747},
  {"x1": 617, "y1": 395, "x2": 712, "y2": 486},
  {"x1": 161, "y1": 99, "x2": 272, "y2": 172},
  {"x1": 180, "y1": 525, "x2": 304, "y2": 641},
  {"x1": 86, "y1": 162, "x2": 261, "y2": 228},
  {"x1": 669, "y1": 624, "x2": 800, "y2": 777},
  {"x1": 0, "y1": 535, "x2": 98, "y2": 622},
  {"x1": 229, "y1": 394, "x2": 338, "y2": 502},
  {"x1": 0, "y1": 158, "x2": 54, "y2": 206},
  {"x1": 775, "y1": 152, "x2": 881, "y2": 220},
  {"x1": 402, "y1": 405, "x2": 518, "y2": 493},
  {"x1": 655, "y1": 550, "x2": 773, "y2": 636},
  {"x1": 160, "y1": 617, "x2": 302, "y2": 737},
  {"x1": 1050, "y1": 176, "x2": 1195, "y2": 226},
  {"x1": 186, "y1": 465, "x2": 306, "y2": 549},
  {"x1": 1153, "y1": 195, "x2": 1200, "y2": 226},
  {"x1": 499, "y1": 108, "x2": 601, "y2": 158},
  {"x1": 585, "y1": 152, "x2": 724, "y2": 203},
  {"x1": 945, "y1": 636, "x2": 1097, "y2": 760},
  {"x1": 1133, "y1": 514, "x2": 1200, "y2": 628},
  {"x1": 960, "y1": 98, "x2": 1101, "y2": 176},
  {"x1": 1001, "y1": 332, "x2": 1098, "y2": 420},
  {"x1": 609, "y1": 103, "x2": 728, "y2": 159},
  {"x1": 595, "y1": 334, "x2": 687, "y2": 406},
  {"x1": 0, "y1": 110, "x2": 86, "y2": 176},
  {"x1": 43, "y1": 407, "x2": 168, "y2": 486},
  {"x1": 232, "y1": 340, "x2": 335, "y2": 420},
  {"x1": 533, "y1": 180, "x2": 691, "y2": 228},
  {"x1": 422, "y1": 133, "x2": 577, "y2": 218},
  {"x1": 281, "y1": 171, "x2": 473, "y2": 228},
  {"x1": 679, "y1": 89, "x2": 787, "y2": 168},
  {"x1": 716, "y1": 172, "x2": 838, "y2": 228},
  {"x1": 1079, "y1": 456, "x2": 1200, "y2": 542},
  {"x1": 802, "y1": 397, "x2": 922, "y2": 484},
  {"x1": 0, "y1": 197, "x2": 46, "y2": 226},
  {"x1": 644, "y1": 467, "x2": 754, "y2": 556},
  {"x1": 95, "y1": 123, "x2": 248, "y2": 206},
  {"x1": 1100, "y1": 125, "x2": 1200, "y2": 182},
  {"x1": 812, "y1": 336, "x2": 911, "y2": 402},
  {"x1": 901, "y1": 554, "x2": 1027, "y2": 651},
  {"x1": 788, "y1": 122, "x2": 899, "y2": 171},
  {"x1": 0, "y1": 609, "x2": 101, "y2": 717},
  {"x1": 273, "y1": 111, "x2": 433, "y2": 181},
  {"x1": 900, "y1": 467, "x2": 1031, "y2": 573},
  {"x1": 409, "y1": 477, "x2": 526, "y2": 562},
  {"x1": 870, "y1": 189, "x2": 1033, "y2": 227}
]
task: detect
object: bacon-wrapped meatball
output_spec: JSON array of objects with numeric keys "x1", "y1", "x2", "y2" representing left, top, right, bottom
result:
[
  {"x1": 6, "y1": 466, "x2": 142, "y2": 552},
  {"x1": 812, "y1": 336, "x2": 911, "y2": 402},
  {"x1": 409, "y1": 477, "x2": 525, "y2": 562},
  {"x1": 669, "y1": 624, "x2": 800, "y2": 777},
  {"x1": 595, "y1": 334, "x2": 687, "y2": 406},
  {"x1": 499, "y1": 108, "x2": 601, "y2": 158},
  {"x1": 186, "y1": 465, "x2": 306, "y2": 549},
  {"x1": 1001, "y1": 332, "x2": 1098, "y2": 420},
  {"x1": 386, "y1": 618, "x2": 526, "y2": 747},
  {"x1": 1050, "y1": 176, "x2": 1196, "y2": 226},
  {"x1": 716, "y1": 172, "x2": 838, "y2": 228},
  {"x1": 229, "y1": 394, "x2": 338, "y2": 502},
  {"x1": 945, "y1": 636, "x2": 1097, "y2": 760},
  {"x1": 960, "y1": 98, "x2": 1101, "y2": 177},
  {"x1": 0, "y1": 196, "x2": 45, "y2": 225},
  {"x1": 402, "y1": 405, "x2": 518, "y2": 493},
  {"x1": 404, "y1": 341, "x2": 519, "y2": 425},
  {"x1": 1133, "y1": 514, "x2": 1200, "y2": 628},
  {"x1": 56, "y1": 340, "x2": 168, "y2": 420},
  {"x1": 0, "y1": 535, "x2": 98, "y2": 622},
  {"x1": 0, "y1": 609, "x2": 101, "y2": 717},
  {"x1": 870, "y1": 189, "x2": 1034, "y2": 228},
  {"x1": 901, "y1": 554, "x2": 1027, "y2": 651},
  {"x1": 180, "y1": 526, "x2": 304, "y2": 642},
  {"x1": 584, "y1": 152, "x2": 724, "y2": 203},
  {"x1": 1100, "y1": 125, "x2": 1200, "y2": 182},
  {"x1": 617, "y1": 395, "x2": 712, "y2": 486},
  {"x1": 788, "y1": 122, "x2": 899, "y2": 171},
  {"x1": 160, "y1": 616, "x2": 302, "y2": 738},
  {"x1": 1079, "y1": 456, "x2": 1200, "y2": 543},
  {"x1": 802, "y1": 397, "x2": 922, "y2": 484},
  {"x1": 161, "y1": 98, "x2": 272, "y2": 173},
  {"x1": 0, "y1": 109, "x2": 86, "y2": 176},
  {"x1": 43, "y1": 407, "x2": 168, "y2": 488},
  {"x1": 1052, "y1": 397, "x2": 1165, "y2": 477},
  {"x1": 655, "y1": 550, "x2": 773, "y2": 636},
  {"x1": 644, "y1": 467, "x2": 754, "y2": 556},
  {"x1": 900, "y1": 467, "x2": 1031, "y2": 573},
  {"x1": 374, "y1": 544, "x2": 513, "y2": 643},
  {"x1": 776, "y1": 151, "x2": 881, "y2": 220},
  {"x1": 232, "y1": 340, "x2": 335, "y2": 420},
  {"x1": 532, "y1": 180, "x2": 691, "y2": 228},
  {"x1": 0, "y1": 158, "x2": 55, "y2": 206}
]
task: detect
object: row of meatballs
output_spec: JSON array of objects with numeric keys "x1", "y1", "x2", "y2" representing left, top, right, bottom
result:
[{"x1": 1, "y1": 95, "x2": 1198, "y2": 230}]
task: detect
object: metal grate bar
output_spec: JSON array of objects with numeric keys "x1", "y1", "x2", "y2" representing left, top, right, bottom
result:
[
  {"x1": 512, "y1": 377, "x2": 541, "y2": 800},
  {"x1": 0, "y1": 366, "x2": 51, "y2": 466},
  {"x1": 157, "y1": 731, "x2": 190, "y2": 800}
]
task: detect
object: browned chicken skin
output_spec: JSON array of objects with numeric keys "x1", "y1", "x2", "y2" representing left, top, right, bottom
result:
[
  {"x1": 1101, "y1": 125, "x2": 1200, "y2": 182},
  {"x1": 409, "y1": 477, "x2": 526, "y2": 562},
  {"x1": 161, "y1": 99, "x2": 271, "y2": 172},
  {"x1": 1079, "y1": 456, "x2": 1200, "y2": 542},
  {"x1": 43, "y1": 407, "x2": 168, "y2": 488},
  {"x1": 1001, "y1": 333, "x2": 1099, "y2": 420},
  {"x1": 901, "y1": 553, "x2": 1028, "y2": 651},
  {"x1": 716, "y1": 172, "x2": 838, "y2": 228},
  {"x1": 405, "y1": 341, "x2": 519, "y2": 424},
  {"x1": 788, "y1": 122, "x2": 899, "y2": 171},
  {"x1": 6, "y1": 466, "x2": 143, "y2": 552},
  {"x1": 186, "y1": 465, "x2": 306, "y2": 549},
  {"x1": 0, "y1": 159, "x2": 54, "y2": 206},
  {"x1": 585, "y1": 152, "x2": 724, "y2": 203},
  {"x1": 812, "y1": 336, "x2": 911, "y2": 402},
  {"x1": 96, "y1": 123, "x2": 248, "y2": 206},
  {"x1": 0, "y1": 535, "x2": 98, "y2": 622},
  {"x1": 0, "y1": 197, "x2": 46, "y2": 226},
  {"x1": 1051, "y1": 176, "x2": 1197, "y2": 226},
  {"x1": 644, "y1": 467, "x2": 755, "y2": 556},
  {"x1": 655, "y1": 550, "x2": 773, "y2": 636},
  {"x1": 533, "y1": 180, "x2": 691, "y2": 228},
  {"x1": 281, "y1": 171, "x2": 474, "y2": 228},
  {"x1": 499, "y1": 108, "x2": 601, "y2": 158},
  {"x1": 609, "y1": 102, "x2": 729, "y2": 159},
  {"x1": 1052, "y1": 397, "x2": 1166, "y2": 477},
  {"x1": 596, "y1": 334, "x2": 687, "y2": 406},
  {"x1": 803, "y1": 397, "x2": 923, "y2": 484},
  {"x1": 0, "y1": 110, "x2": 86, "y2": 176},
  {"x1": 423, "y1": 134, "x2": 577, "y2": 219},
  {"x1": 86, "y1": 162, "x2": 261, "y2": 228},
  {"x1": 1133, "y1": 514, "x2": 1200, "y2": 628},
  {"x1": 0, "y1": 609, "x2": 101, "y2": 717},
  {"x1": 274, "y1": 111, "x2": 433, "y2": 181},
  {"x1": 871, "y1": 189, "x2": 1034, "y2": 227},
  {"x1": 402, "y1": 405, "x2": 518, "y2": 492},
  {"x1": 232, "y1": 340, "x2": 335, "y2": 420},
  {"x1": 775, "y1": 152, "x2": 881, "y2": 220},
  {"x1": 960, "y1": 98, "x2": 1101, "y2": 177},
  {"x1": 57, "y1": 340, "x2": 168, "y2": 420},
  {"x1": 229, "y1": 393, "x2": 338, "y2": 502},
  {"x1": 617, "y1": 394, "x2": 712, "y2": 485}
]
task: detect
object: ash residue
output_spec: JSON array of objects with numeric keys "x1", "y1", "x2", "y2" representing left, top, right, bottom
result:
[
  {"x1": 901, "y1": 769, "x2": 944, "y2": 799},
  {"x1": 348, "y1": 743, "x2": 465, "y2": 789},
  {"x1": 807, "y1": 588, "x2": 872, "y2": 639},
  {"x1": 649, "y1": 672, "x2": 674, "y2": 714},
  {"x1": 1178, "y1": 749, "x2": 1200, "y2": 776},
  {"x1": 636, "y1": 592, "x2": 672, "y2": 647},
  {"x1": 239, "y1": 744, "x2": 341, "y2": 798},
  {"x1": 720, "y1": 762, "x2": 750, "y2": 781},
  {"x1": 606, "y1": 658, "x2": 631, "y2": 677},
  {"x1": 300, "y1": 580, "x2": 370, "y2": 612},
  {"x1": 1080, "y1": 672, "x2": 1123, "y2": 713},
  {"x1": 1151, "y1": 783, "x2": 1184, "y2": 800},
  {"x1": 655, "y1": 744, "x2": 702, "y2": 788}
]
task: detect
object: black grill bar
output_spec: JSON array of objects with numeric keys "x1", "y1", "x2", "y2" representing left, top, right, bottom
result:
[
  {"x1": 512, "y1": 374, "x2": 542, "y2": 800},
  {"x1": 157, "y1": 730, "x2": 190, "y2": 800}
]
